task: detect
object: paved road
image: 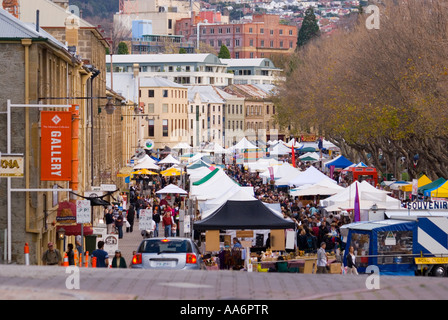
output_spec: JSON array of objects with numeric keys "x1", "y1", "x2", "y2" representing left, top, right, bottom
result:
[
  {"x1": 3, "y1": 221, "x2": 448, "y2": 302},
  {"x1": 1, "y1": 264, "x2": 448, "y2": 301}
]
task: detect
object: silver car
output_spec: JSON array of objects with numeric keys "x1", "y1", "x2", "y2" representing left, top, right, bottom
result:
[{"x1": 131, "y1": 237, "x2": 204, "y2": 270}]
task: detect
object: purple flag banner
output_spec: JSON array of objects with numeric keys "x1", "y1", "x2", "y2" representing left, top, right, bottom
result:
[{"x1": 354, "y1": 182, "x2": 360, "y2": 222}]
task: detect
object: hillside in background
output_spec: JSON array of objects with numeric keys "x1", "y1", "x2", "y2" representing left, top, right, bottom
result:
[{"x1": 69, "y1": 0, "x2": 119, "y2": 21}]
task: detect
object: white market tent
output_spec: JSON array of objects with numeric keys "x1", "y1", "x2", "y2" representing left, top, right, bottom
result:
[
  {"x1": 269, "y1": 143, "x2": 291, "y2": 155},
  {"x1": 284, "y1": 138, "x2": 301, "y2": 148},
  {"x1": 133, "y1": 155, "x2": 160, "y2": 170},
  {"x1": 246, "y1": 158, "x2": 281, "y2": 173},
  {"x1": 290, "y1": 178, "x2": 345, "y2": 197},
  {"x1": 187, "y1": 166, "x2": 215, "y2": 184},
  {"x1": 227, "y1": 137, "x2": 258, "y2": 151},
  {"x1": 156, "y1": 184, "x2": 188, "y2": 195},
  {"x1": 202, "y1": 142, "x2": 230, "y2": 154},
  {"x1": 172, "y1": 142, "x2": 192, "y2": 150},
  {"x1": 288, "y1": 165, "x2": 335, "y2": 187},
  {"x1": 158, "y1": 154, "x2": 180, "y2": 165},
  {"x1": 260, "y1": 162, "x2": 301, "y2": 186},
  {"x1": 201, "y1": 187, "x2": 256, "y2": 219},
  {"x1": 190, "y1": 168, "x2": 241, "y2": 201},
  {"x1": 320, "y1": 180, "x2": 401, "y2": 212}
]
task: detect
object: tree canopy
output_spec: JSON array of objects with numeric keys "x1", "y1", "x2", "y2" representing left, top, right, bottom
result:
[
  {"x1": 218, "y1": 44, "x2": 231, "y2": 59},
  {"x1": 277, "y1": 0, "x2": 448, "y2": 180},
  {"x1": 296, "y1": 7, "x2": 320, "y2": 48}
]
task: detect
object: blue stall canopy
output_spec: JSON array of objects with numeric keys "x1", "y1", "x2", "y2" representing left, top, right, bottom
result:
[
  {"x1": 324, "y1": 155, "x2": 353, "y2": 169},
  {"x1": 341, "y1": 219, "x2": 417, "y2": 275}
]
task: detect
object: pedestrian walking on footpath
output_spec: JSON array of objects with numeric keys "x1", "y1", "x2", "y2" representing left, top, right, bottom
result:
[
  {"x1": 66, "y1": 243, "x2": 75, "y2": 266},
  {"x1": 126, "y1": 205, "x2": 135, "y2": 233},
  {"x1": 91, "y1": 241, "x2": 109, "y2": 268},
  {"x1": 42, "y1": 242, "x2": 62, "y2": 266},
  {"x1": 105, "y1": 208, "x2": 115, "y2": 234},
  {"x1": 162, "y1": 208, "x2": 173, "y2": 237},
  {"x1": 153, "y1": 205, "x2": 161, "y2": 237},
  {"x1": 317, "y1": 242, "x2": 329, "y2": 274},
  {"x1": 346, "y1": 246, "x2": 359, "y2": 275},
  {"x1": 115, "y1": 211, "x2": 124, "y2": 239},
  {"x1": 111, "y1": 250, "x2": 127, "y2": 268}
]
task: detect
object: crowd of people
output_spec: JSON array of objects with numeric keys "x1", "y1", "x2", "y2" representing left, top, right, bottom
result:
[
  {"x1": 42, "y1": 153, "x2": 359, "y2": 271},
  {"x1": 223, "y1": 161, "x2": 354, "y2": 258}
]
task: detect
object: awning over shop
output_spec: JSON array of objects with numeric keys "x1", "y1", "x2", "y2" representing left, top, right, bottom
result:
[{"x1": 56, "y1": 224, "x2": 94, "y2": 236}]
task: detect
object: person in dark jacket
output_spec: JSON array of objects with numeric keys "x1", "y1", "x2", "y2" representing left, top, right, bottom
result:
[
  {"x1": 111, "y1": 250, "x2": 127, "y2": 268},
  {"x1": 126, "y1": 205, "x2": 135, "y2": 233},
  {"x1": 346, "y1": 246, "x2": 358, "y2": 275},
  {"x1": 115, "y1": 211, "x2": 124, "y2": 239}
]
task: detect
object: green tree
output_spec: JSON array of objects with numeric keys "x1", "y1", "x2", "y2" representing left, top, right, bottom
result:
[
  {"x1": 117, "y1": 42, "x2": 129, "y2": 55},
  {"x1": 179, "y1": 47, "x2": 187, "y2": 54},
  {"x1": 296, "y1": 7, "x2": 320, "y2": 49},
  {"x1": 218, "y1": 44, "x2": 231, "y2": 59}
]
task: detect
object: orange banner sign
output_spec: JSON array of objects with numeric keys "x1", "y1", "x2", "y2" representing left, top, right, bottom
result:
[{"x1": 41, "y1": 111, "x2": 72, "y2": 181}]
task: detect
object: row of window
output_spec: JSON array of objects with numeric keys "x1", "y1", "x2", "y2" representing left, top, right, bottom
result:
[
  {"x1": 148, "y1": 118, "x2": 188, "y2": 137},
  {"x1": 148, "y1": 119, "x2": 275, "y2": 138},
  {"x1": 145, "y1": 103, "x2": 275, "y2": 116},
  {"x1": 190, "y1": 27, "x2": 295, "y2": 36},
  {"x1": 141, "y1": 89, "x2": 188, "y2": 99}
]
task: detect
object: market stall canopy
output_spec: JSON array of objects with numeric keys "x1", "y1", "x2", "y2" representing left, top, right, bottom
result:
[
  {"x1": 201, "y1": 187, "x2": 256, "y2": 219},
  {"x1": 299, "y1": 152, "x2": 320, "y2": 161},
  {"x1": 133, "y1": 155, "x2": 160, "y2": 170},
  {"x1": 131, "y1": 169, "x2": 158, "y2": 175},
  {"x1": 172, "y1": 142, "x2": 192, "y2": 150},
  {"x1": 419, "y1": 177, "x2": 445, "y2": 195},
  {"x1": 247, "y1": 158, "x2": 281, "y2": 173},
  {"x1": 202, "y1": 142, "x2": 230, "y2": 154},
  {"x1": 156, "y1": 184, "x2": 188, "y2": 195},
  {"x1": 269, "y1": 143, "x2": 291, "y2": 155},
  {"x1": 423, "y1": 179, "x2": 448, "y2": 198},
  {"x1": 190, "y1": 168, "x2": 240, "y2": 201},
  {"x1": 290, "y1": 179, "x2": 345, "y2": 197},
  {"x1": 343, "y1": 162, "x2": 368, "y2": 170},
  {"x1": 288, "y1": 165, "x2": 335, "y2": 187},
  {"x1": 260, "y1": 163, "x2": 301, "y2": 186},
  {"x1": 193, "y1": 198, "x2": 296, "y2": 231},
  {"x1": 158, "y1": 154, "x2": 180, "y2": 165},
  {"x1": 324, "y1": 155, "x2": 353, "y2": 169},
  {"x1": 116, "y1": 166, "x2": 134, "y2": 177},
  {"x1": 429, "y1": 180, "x2": 448, "y2": 198},
  {"x1": 320, "y1": 180, "x2": 401, "y2": 211},
  {"x1": 160, "y1": 167, "x2": 183, "y2": 176},
  {"x1": 227, "y1": 137, "x2": 258, "y2": 151},
  {"x1": 284, "y1": 138, "x2": 301, "y2": 148},
  {"x1": 399, "y1": 174, "x2": 432, "y2": 192},
  {"x1": 187, "y1": 166, "x2": 215, "y2": 183}
]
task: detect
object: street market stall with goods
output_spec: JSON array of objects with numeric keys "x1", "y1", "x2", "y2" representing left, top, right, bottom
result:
[
  {"x1": 340, "y1": 216, "x2": 448, "y2": 276},
  {"x1": 193, "y1": 198, "x2": 296, "y2": 271}
]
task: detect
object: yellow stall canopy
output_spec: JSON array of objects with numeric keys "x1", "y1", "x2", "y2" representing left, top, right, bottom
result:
[
  {"x1": 131, "y1": 169, "x2": 158, "y2": 175},
  {"x1": 400, "y1": 174, "x2": 432, "y2": 192},
  {"x1": 430, "y1": 180, "x2": 448, "y2": 198},
  {"x1": 161, "y1": 167, "x2": 183, "y2": 176}
]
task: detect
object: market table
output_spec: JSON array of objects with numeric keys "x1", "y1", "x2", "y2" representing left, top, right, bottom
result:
[{"x1": 258, "y1": 256, "x2": 338, "y2": 273}]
